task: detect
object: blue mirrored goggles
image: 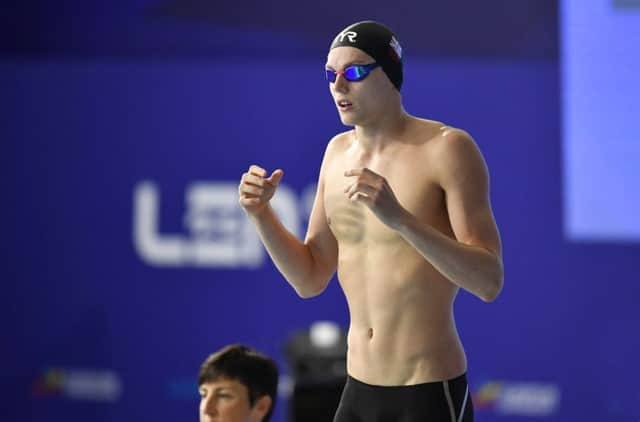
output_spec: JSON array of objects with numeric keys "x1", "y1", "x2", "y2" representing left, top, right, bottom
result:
[{"x1": 325, "y1": 63, "x2": 380, "y2": 83}]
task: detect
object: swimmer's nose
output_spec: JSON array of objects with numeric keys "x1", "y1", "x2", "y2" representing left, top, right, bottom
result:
[{"x1": 334, "y1": 72, "x2": 349, "y2": 93}]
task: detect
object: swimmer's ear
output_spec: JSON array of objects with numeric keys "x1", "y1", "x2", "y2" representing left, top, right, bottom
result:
[
  {"x1": 251, "y1": 395, "x2": 272, "y2": 419},
  {"x1": 267, "y1": 169, "x2": 284, "y2": 186}
]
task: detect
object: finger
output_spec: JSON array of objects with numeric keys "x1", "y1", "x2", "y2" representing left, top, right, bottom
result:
[
  {"x1": 344, "y1": 168, "x2": 364, "y2": 177},
  {"x1": 344, "y1": 181, "x2": 359, "y2": 196},
  {"x1": 266, "y1": 169, "x2": 284, "y2": 186},
  {"x1": 349, "y1": 191, "x2": 373, "y2": 205},
  {"x1": 242, "y1": 173, "x2": 265, "y2": 187},
  {"x1": 240, "y1": 184, "x2": 264, "y2": 196},
  {"x1": 345, "y1": 182, "x2": 358, "y2": 196},
  {"x1": 347, "y1": 183, "x2": 377, "y2": 200},
  {"x1": 249, "y1": 165, "x2": 267, "y2": 177},
  {"x1": 345, "y1": 167, "x2": 378, "y2": 177},
  {"x1": 239, "y1": 196, "x2": 262, "y2": 207}
]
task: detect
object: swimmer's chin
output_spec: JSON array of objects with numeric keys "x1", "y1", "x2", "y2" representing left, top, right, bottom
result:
[{"x1": 338, "y1": 114, "x2": 358, "y2": 126}]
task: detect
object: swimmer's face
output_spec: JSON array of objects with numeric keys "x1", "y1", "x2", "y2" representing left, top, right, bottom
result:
[
  {"x1": 199, "y1": 377, "x2": 271, "y2": 422},
  {"x1": 326, "y1": 46, "x2": 396, "y2": 126}
]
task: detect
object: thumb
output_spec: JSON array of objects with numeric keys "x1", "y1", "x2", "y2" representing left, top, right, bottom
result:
[{"x1": 267, "y1": 169, "x2": 284, "y2": 186}]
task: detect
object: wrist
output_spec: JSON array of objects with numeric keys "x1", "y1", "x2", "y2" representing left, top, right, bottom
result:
[
  {"x1": 247, "y1": 203, "x2": 274, "y2": 223},
  {"x1": 390, "y1": 207, "x2": 414, "y2": 232}
]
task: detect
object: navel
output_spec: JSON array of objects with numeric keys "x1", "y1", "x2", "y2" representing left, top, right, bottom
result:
[{"x1": 367, "y1": 327, "x2": 374, "y2": 340}]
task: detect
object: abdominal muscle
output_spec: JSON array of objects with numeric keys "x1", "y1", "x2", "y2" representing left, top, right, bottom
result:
[{"x1": 337, "y1": 243, "x2": 467, "y2": 386}]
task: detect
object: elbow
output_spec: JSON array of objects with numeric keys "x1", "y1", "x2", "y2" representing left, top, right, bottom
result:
[
  {"x1": 296, "y1": 287, "x2": 322, "y2": 299},
  {"x1": 480, "y1": 265, "x2": 504, "y2": 303},
  {"x1": 294, "y1": 277, "x2": 329, "y2": 299},
  {"x1": 480, "y1": 283, "x2": 501, "y2": 303},
  {"x1": 293, "y1": 260, "x2": 334, "y2": 298}
]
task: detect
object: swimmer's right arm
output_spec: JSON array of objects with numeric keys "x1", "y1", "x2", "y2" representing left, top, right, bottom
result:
[{"x1": 239, "y1": 162, "x2": 338, "y2": 298}]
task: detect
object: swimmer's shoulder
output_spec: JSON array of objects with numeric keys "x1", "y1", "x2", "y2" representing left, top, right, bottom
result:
[
  {"x1": 413, "y1": 117, "x2": 477, "y2": 153},
  {"x1": 325, "y1": 129, "x2": 355, "y2": 157},
  {"x1": 316, "y1": 130, "x2": 354, "y2": 175},
  {"x1": 411, "y1": 117, "x2": 469, "y2": 142},
  {"x1": 418, "y1": 121, "x2": 487, "y2": 179}
]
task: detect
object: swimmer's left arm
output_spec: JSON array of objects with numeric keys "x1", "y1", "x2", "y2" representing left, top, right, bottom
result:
[
  {"x1": 344, "y1": 129, "x2": 503, "y2": 302},
  {"x1": 403, "y1": 129, "x2": 503, "y2": 302}
]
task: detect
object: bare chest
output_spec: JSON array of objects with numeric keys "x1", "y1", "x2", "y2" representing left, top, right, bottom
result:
[{"x1": 323, "y1": 152, "x2": 450, "y2": 246}]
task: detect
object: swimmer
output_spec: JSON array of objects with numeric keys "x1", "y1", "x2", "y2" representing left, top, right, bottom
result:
[{"x1": 239, "y1": 20, "x2": 503, "y2": 421}]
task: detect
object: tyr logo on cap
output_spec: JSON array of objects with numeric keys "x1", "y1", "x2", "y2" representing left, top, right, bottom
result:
[
  {"x1": 389, "y1": 36, "x2": 402, "y2": 60},
  {"x1": 338, "y1": 30, "x2": 358, "y2": 43}
]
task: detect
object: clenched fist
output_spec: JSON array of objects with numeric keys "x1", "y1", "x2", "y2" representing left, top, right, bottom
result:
[
  {"x1": 344, "y1": 167, "x2": 407, "y2": 229},
  {"x1": 238, "y1": 165, "x2": 284, "y2": 216}
]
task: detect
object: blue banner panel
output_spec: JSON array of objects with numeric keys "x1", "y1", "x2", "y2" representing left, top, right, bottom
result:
[{"x1": 562, "y1": 0, "x2": 640, "y2": 240}]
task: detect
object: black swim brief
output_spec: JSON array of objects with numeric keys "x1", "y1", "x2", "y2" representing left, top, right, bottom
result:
[{"x1": 333, "y1": 373, "x2": 473, "y2": 422}]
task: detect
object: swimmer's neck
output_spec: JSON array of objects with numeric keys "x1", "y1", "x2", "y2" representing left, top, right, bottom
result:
[{"x1": 353, "y1": 108, "x2": 412, "y2": 151}]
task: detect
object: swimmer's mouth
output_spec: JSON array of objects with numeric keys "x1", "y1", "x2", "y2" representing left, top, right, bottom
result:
[{"x1": 337, "y1": 100, "x2": 353, "y2": 109}]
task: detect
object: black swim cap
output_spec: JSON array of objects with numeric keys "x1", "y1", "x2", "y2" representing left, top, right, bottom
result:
[{"x1": 329, "y1": 20, "x2": 403, "y2": 91}]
